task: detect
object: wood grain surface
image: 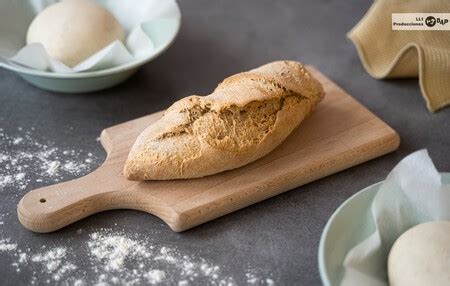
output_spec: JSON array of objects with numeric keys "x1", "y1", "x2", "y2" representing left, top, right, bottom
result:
[{"x1": 17, "y1": 66, "x2": 400, "y2": 233}]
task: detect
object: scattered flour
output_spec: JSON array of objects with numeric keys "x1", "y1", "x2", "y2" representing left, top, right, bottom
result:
[
  {"x1": 13, "y1": 137, "x2": 23, "y2": 145},
  {"x1": 18, "y1": 252, "x2": 27, "y2": 263},
  {"x1": 31, "y1": 247, "x2": 77, "y2": 281},
  {"x1": 0, "y1": 229, "x2": 275, "y2": 285},
  {"x1": 0, "y1": 238, "x2": 17, "y2": 251},
  {"x1": 85, "y1": 230, "x2": 239, "y2": 285},
  {"x1": 144, "y1": 269, "x2": 166, "y2": 284},
  {"x1": 246, "y1": 272, "x2": 259, "y2": 284},
  {"x1": 15, "y1": 173, "x2": 25, "y2": 181},
  {"x1": 0, "y1": 128, "x2": 98, "y2": 191},
  {"x1": 32, "y1": 247, "x2": 68, "y2": 271}
]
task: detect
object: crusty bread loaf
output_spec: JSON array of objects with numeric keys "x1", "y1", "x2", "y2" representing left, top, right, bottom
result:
[{"x1": 124, "y1": 61, "x2": 325, "y2": 180}]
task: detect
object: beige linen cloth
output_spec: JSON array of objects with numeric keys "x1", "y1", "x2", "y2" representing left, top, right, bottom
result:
[{"x1": 348, "y1": 0, "x2": 450, "y2": 112}]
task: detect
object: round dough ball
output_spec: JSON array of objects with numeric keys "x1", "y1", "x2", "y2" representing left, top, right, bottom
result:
[
  {"x1": 26, "y1": 0, "x2": 125, "y2": 67},
  {"x1": 388, "y1": 221, "x2": 450, "y2": 286}
]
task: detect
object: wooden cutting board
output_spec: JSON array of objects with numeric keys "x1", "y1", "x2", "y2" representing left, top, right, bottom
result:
[{"x1": 17, "y1": 66, "x2": 400, "y2": 233}]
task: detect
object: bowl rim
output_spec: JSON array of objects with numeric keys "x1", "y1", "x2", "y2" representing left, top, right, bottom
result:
[
  {"x1": 318, "y1": 180, "x2": 382, "y2": 286},
  {"x1": 318, "y1": 172, "x2": 450, "y2": 286},
  {"x1": 0, "y1": 4, "x2": 181, "y2": 79}
]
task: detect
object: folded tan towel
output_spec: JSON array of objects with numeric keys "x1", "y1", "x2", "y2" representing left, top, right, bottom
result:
[{"x1": 348, "y1": 0, "x2": 450, "y2": 112}]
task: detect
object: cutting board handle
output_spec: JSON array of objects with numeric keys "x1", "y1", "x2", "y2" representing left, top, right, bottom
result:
[
  {"x1": 17, "y1": 127, "x2": 183, "y2": 233},
  {"x1": 17, "y1": 168, "x2": 123, "y2": 232},
  {"x1": 17, "y1": 163, "x2": 183, "y2": 232},
  {"x1": 17, "y1": 130, "x2": 141, "y2": 233},
  {"x1": 17, "y1": 130, "x2": 121, "y2": 232}
]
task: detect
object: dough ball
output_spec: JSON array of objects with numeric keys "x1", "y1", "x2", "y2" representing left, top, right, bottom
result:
[
  {"x1": 26, "y1": 0, "x2": 125, "y2": 67},
  {"x1": 388, "y1": 221, "x2": 450, "y2": 286}
]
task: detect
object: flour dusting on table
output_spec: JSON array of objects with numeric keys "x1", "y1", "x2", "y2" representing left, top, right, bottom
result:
[
  {"x1": 86, "y1": 231, "x2": 238, "y2": 285},
  {"x1": 0, "y1": 228, "x2": 274, "y2": 285},
  {"x1": 31, "y1": 247, "x2": 77, "y2": 282},
  {"x1": 0, "y1": 238, "x2": 17, "y2": 252},
  {"x1": 0, "y1": 127, "x2": 98, "y2": 192}
]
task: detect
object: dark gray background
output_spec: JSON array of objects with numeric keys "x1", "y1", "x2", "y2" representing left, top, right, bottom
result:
[{"x1": 1, "y1": 0, "x2": 449, "y2": 285}]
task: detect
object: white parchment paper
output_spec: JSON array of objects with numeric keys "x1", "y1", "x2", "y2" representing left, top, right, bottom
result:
[
  {"x1": 341, "y1": 150, "x2": 450, "y2": 286},
  {"x1": 0, "y1": 0, "x2": 180, "y2": 73}
]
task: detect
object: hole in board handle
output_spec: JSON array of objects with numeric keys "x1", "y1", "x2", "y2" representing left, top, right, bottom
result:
[{"x1": 39, "y1": 198, "x2": 46, "y2": 203}]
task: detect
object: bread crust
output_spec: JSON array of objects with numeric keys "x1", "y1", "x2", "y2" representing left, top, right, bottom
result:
[{"x1": 124, "y1": 61, "x2": 325, "y2": 180}]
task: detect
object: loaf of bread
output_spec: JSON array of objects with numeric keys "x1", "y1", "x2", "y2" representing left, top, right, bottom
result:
[{"x1": 124, "y1": 61, "x2": 325, "y2": 180}]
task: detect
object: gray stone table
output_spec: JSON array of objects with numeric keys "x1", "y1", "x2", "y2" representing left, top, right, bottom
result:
[{"x1": 1, "y1": 0, "x2": 449, "y2": 285}]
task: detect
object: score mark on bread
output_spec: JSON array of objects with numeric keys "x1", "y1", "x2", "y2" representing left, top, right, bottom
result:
[{"x1": 124, "y1": 61, "x2": 325, "y2": 180}]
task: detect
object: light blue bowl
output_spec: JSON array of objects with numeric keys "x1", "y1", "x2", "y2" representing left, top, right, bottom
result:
[
  {"x1": 318, "y1": 172, "x2": 450, "y2": 286},
  {"x1": 0, "y1": 10, "x2": 181, "y2": 93}
]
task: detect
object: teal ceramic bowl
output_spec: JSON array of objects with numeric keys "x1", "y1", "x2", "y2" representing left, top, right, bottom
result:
[
  {"x1": 318, "y1": 172, "x2": 450, "y2": 286},
  {"x1": 0, "y1": 12, "x2": 181, "y2": 93}
]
